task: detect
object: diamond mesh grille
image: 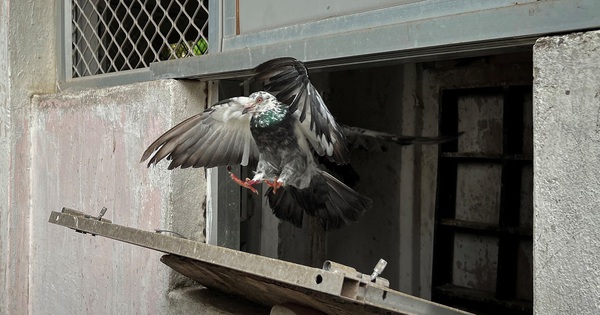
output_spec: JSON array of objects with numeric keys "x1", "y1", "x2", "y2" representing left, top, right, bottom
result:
[{"x1": 71, "y1": 0, "x2": 209, "y2": 78}]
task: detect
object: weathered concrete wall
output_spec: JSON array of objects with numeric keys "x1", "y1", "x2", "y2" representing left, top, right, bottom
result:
[
  {"x1": 0, "y1": 0, "x2": 57, "y2": 312},
  {"x1": 30, "y1": 80, "x2": 208, "y2": 314},
  {"x1": 325, "y1": 65, "x2": 406, "y2": 293},
  {"x1": 533, "y1": 30, "x2": 600, "y2": 314}
]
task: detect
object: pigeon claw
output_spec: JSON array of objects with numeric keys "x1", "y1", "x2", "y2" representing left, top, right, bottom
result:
[
  {"x1": 265, "y1": 178, "x2": 282, "y2": 194},
  {"x1": 228, "y1": 170, "x2": 259, "y2": 194}
]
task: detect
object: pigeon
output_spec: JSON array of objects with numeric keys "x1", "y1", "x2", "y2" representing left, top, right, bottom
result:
[
  {"x1": 246, "y1": 58, "x2": 462, "y2": 186},
  {"x1": 245, "y1": 58, "x2": 461, "y2": 152},
  {"x1": 141, "y1": 58, "x2": 371, "y2": 230},
  {"x1": 141, "y1": 57, "x2": 462, "y2": 229}
]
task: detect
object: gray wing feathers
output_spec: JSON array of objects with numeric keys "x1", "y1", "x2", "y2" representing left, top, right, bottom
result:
[
  {"x1": 140, "y1": 97, "x2": 258, "y2": 169},
  {"x1": 341, "y1": 124, "x2": 463, "y2": 152}
]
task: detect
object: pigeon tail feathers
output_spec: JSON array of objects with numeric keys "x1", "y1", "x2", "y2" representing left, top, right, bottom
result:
[{"x1": 267, "y1": 170, "x2": 371, "y2": 230}]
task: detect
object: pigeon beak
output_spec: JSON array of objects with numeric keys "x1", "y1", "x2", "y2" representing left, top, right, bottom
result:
[{"x1": 242, "y1": 101, "x2": 255, "y2": 114}]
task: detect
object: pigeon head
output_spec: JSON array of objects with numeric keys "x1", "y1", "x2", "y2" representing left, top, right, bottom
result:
[
  {"x1": 243, "y1": 92, "x2": 277, "y2": 112},
  {"x1": 245, "y1": 91, "x2": 289, "y2": 128}
]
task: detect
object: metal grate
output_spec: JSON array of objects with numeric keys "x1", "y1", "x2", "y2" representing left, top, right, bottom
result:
[{"x1": 71, "y1": 0, "x2": 209, "y2": 78}]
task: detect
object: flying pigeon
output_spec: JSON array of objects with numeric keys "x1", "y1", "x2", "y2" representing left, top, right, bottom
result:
[
  {"x1": 141, "y1": 57, "x2": 462, "y2": 229},
  {"x1": 141, "y1": 57, "x2": 371, "y2": 230}
]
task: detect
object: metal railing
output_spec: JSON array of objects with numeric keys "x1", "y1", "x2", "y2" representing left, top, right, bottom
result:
[{"x1": 70, "y1": 0, "x2": 209, "y2": 78}]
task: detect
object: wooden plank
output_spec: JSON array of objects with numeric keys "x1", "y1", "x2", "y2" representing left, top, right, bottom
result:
[
  {"x1": 441, "y1": 152, "x2": 532, "y2": 161},
  {"x1": 439, "y1": 219, "x2": 532, "y2": 237}
]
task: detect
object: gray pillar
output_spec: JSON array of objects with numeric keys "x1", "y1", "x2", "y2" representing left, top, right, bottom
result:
[{"x1": 533, "y1": 30, "x2": 600, "y2": 315}]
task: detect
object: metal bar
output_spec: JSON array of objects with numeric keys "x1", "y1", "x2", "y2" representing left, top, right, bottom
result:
[
  {"x1": 439, "y1": 219, "x2": 533, "y2": 237},
  {"x1": 221, "y1": 0, "x2": 238, "y2": 39},
  {"x1": 61, "y1": 0, "x2": 599, "y2": 88},
  {"x1": 228, "y1": 0, "x2": 537, "y2": 50},
  {"x1": 58, "y1": 68, "x2": 153, "y2": 91},
  {"x1": 205, "y1": 167, "x2": 218, "y2": 245},
  {"x1": 205, "y1": 79, "x2": 245, "y2": 249},
  {"x1": 151, "y1": 39, "x2": 534, "y2": 82},
  {"x1": 49, "y1": 209, "x2": 339, "y2": 293},
  {"x1": 151, "y1": 0, "x2": 600, "y2": 81},
  {"x1": 207, "y1": 0, "x2": 222, "y2": 53},
  {"x1": 206, "y1": 166, "x2": 241, "y2": 250},
  {"x1": 217, "y1": 165, "x2": 241, "y2": 249},
  {"x1": 226, "y1": 0, "x2": 599, "y2": 54},
  {"x1": 441, "y1": 152, "x2": 533, "y2": 162},
  {"x1": 48, "y1": 208, "x2": 472, "y2": 315},
  {"x1": 56, "y1": 0, "x2": 70, "y2": 84}
]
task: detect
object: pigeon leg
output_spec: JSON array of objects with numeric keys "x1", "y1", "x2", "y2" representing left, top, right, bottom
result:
[
  {"x1": 265, "y1": 177, "x2": 282, "y2": 194},
  {"x1": 228, "y1": 169, "x2": 259, "y2": 194}
]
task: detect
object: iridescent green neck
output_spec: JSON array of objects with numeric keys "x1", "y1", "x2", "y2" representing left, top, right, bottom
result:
[{"x1": 251, "y1": 105, "x2": 288, "y2": 128}]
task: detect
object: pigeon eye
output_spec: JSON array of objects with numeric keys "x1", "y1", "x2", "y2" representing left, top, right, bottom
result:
[{"x1": 256, "y1": 96, "x2": 263, "y2": 103}]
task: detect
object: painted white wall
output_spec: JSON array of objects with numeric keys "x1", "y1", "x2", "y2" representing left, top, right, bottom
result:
[{"x1": 533, "y1": 30, "x2": 600, "y2": 315}]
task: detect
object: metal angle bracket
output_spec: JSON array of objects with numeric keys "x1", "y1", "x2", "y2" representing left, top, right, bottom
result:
[
  {"x1": 57, "y1": 207, "x2": 111, "y2": 236},
  {"x1": 48, "y1": 207, "x2": 471, "y2": 315}
]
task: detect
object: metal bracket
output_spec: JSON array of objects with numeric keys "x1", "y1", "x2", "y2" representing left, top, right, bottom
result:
[
  {"x1": 61, "y1": 207, "x2": 111, "y2": 223},
  {"x1": 59, "y1": 207, "x2": 111, "y2": 236}
]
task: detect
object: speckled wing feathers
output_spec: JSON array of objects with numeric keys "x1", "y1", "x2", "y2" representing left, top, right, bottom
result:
[
  {"x1": 251, "y1": 57, "x2": 349, "y2": 164},
  {"x1": 140, "y1": 97, "x2": 259, "y2": 169},
  {"x1": 341, "y1": 124, "x2": 464, "y2": 152}
]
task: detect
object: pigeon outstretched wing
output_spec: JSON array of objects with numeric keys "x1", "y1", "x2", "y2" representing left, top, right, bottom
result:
[
  {"x1": 250, "y1": 57, "x2": 349, "y2": 165},
  {"x1": 140, "y1": 97, "x2": 259, "y2": 169},
  {"x1": 341, "y1": 124, "x2": 464, "y2": 152},
  {"x1": 320, "y1": 126, "x2": 463, "y2": 187}
]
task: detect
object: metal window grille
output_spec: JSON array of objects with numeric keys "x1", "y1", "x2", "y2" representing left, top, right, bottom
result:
[{"x1": 70, "y1": 0, "x2": 209, "y2": 78}]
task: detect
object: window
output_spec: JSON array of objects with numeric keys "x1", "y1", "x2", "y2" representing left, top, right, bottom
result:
[
  {"x1": 69, "y1": 0, "x2": 209, "y2": 78},
  {"x1": 433, "y1": 86, "x2": 533, "y2": 314},
  {"x1": 49, "y1": 0, "x2": 598, "y2": 312},
  {"x1": 213, "y1": 54, "x2": 536, "y2": 307}
]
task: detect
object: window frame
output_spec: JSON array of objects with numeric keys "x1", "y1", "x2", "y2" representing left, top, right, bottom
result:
[
  {"x1": 58, "y1": 0, "x2": 600, "y2": 90},
  {"x1": 56, "y1": 0, "x2": 218, "y2": 90}
]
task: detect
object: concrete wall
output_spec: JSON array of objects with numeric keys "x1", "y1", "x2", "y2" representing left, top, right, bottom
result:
[
  {"x1": 533, "y1": 30, "x2": 600, "y2": 315},
  {"x1": 0, "y1": 2, "x2": 253, "y2": 312},
  {"x1": 9, "y1": 77, "x2": 267, "y2": 314},
  {"x1": 0, "y1": 0, "x2": 56, "y2": 312},
  {"x1": 30, "y1": 80, "x2": 207, "y2": 314}
]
